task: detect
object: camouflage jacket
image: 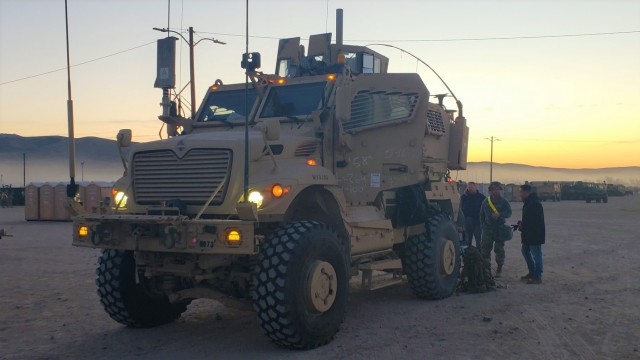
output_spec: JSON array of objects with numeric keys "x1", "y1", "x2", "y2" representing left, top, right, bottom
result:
[{"x1": 480, "y1": 195, "x2": 512, "y2": 234}]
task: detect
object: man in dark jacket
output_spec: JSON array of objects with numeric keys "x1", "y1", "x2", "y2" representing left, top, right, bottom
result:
[
  {"x1": 460, "y1": 182, "x2": 486, "y2": 247},
  {"x1": 517, "y1": 184, "x2": 546, "y2": 284}
]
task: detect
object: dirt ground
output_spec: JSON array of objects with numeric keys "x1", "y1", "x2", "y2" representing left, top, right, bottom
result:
[{"x1": 1, "y1": 196, "x2": 639, "y2": 360}]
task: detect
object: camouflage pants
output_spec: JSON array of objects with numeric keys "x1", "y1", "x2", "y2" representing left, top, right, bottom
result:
[{"x1": 480, "y1": 231, "x2": 505, "y2": 280}]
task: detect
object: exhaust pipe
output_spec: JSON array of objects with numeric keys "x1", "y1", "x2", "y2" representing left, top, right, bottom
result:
[{"x1": 336, "y1": 9, "x2": 343, "y2": 46}]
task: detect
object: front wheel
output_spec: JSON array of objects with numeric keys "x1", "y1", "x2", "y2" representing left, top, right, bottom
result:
[
  {"x1": 403, "y1": 213, "x2": 461, "y2": 299},
  {"x1": 253, "y1": 221, "x2": 349, "y2": 349},
  {"x1": 96, "y1": 250, "x2": 189, "y2": 328}
]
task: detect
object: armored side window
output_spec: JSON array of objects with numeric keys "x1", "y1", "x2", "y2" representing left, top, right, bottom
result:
[
  {"x1": 345, "y1": 91, "x2": 419, "y2": 131},
  {"x1": 363, "y1": 54, "x2": 374, "y2": 74}
]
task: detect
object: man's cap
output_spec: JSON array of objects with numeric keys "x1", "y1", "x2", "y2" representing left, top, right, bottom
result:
[
  {"x1": 520, "y1": 184, "x2": 533, "y2": 191},
  {"x1": 489, "y1": 181, "x2": 503, "y2": 190}
]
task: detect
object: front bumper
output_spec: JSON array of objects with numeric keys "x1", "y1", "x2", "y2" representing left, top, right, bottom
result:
[{"x1": 72, "y1": 214, "x2": 257, "y2": 255}]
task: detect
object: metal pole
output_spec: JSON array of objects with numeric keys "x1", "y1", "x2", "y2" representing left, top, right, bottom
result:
[
  {"x1": 336, "y1": 9, "x2": 343, "y2": 46},
  {"x1": 243, "y1": 0, "x2": 249, "y2": 202},
  {"x1": 189, "y1": 27, "x2": 196, "y2": 119},
  {"x1": 490, "y1": 136, "x2": 493, "y2": 183},
  {"x1": 64, "y1": 0, "x2": 77, "y2": 198},
  {"x1": 485, "y1": 136, "x2": 500, "y2": 183},
  {"x1": 81, "y1": 161, "x2": 85, "y2": 182},
  {"x1": 23, "y1": 153, "x2": 25, "y2": 187}
]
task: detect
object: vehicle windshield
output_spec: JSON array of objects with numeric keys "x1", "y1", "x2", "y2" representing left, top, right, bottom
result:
[
  {"x1": 197, "y1": 89, "x2": 257, "y2": 122},
  {"x1": 260, "y1": 82, "x2": 327, "y2": 118}
]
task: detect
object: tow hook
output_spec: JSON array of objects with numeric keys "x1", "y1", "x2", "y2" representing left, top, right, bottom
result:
[
  {"x1": 164, "y1": 226, "x2": 179, "y2": 249},
  {"x1": 91, "y1": 224, "x2": 107, "y2": 245}
]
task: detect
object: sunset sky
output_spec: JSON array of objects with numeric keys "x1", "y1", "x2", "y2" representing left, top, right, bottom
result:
[{"x1": 1, "y1": 0, "x2": 639, "y2": 169}]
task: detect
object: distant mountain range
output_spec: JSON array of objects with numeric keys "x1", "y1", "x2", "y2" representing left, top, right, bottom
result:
[{"x1": 1, "y1": 134, "x2": 639, "y2": 187}]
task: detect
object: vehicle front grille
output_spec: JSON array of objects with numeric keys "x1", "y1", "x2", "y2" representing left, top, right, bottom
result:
[{"x1": 132, "y1": 149, "x2": 232, "y2": 206}]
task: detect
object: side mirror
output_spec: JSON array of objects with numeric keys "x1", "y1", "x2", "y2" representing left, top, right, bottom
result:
[
  {"x1": 117, "y1": 129, "x2": 132, "y2": 148},
  {"x1": 262, "y1": 119, "x2": 281, "y2": 141}
]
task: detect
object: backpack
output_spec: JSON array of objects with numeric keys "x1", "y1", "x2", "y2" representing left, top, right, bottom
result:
[{"x1": 458, "y1": 246, "x2": 487, "y2": 293}]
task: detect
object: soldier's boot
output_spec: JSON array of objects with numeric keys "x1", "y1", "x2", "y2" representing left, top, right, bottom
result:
[{"x1": 495, "y1": 264, "x2": 503, "y2": 277}]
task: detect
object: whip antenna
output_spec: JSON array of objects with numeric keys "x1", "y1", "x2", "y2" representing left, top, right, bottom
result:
[{"x1": 64, "y1": 0, "x2": 78, "y2": 198}]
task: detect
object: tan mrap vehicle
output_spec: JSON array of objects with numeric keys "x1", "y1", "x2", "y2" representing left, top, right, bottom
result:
[{"x1": 71, "y1": 10, "x2": 469, "y2": 349}]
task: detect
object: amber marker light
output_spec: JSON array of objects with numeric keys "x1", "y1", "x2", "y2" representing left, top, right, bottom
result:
[
  {"x1": 306, "y1": 159, "x2": 317, "y2": 166},
  {"x1": 210, "y1": 85, "x2": 218, "y2": 90},
  {"x1": 277, "y1": 78, "x2": 286, "y2": 85},
  {"x1": 327, "y1": 74, "x2": 336, "y2": 81},
  {"x1": 226, "y1": 229, "x2": 242, "y2": 246},
  {"x1": 78, "y1": 225, "x2": 89, "y2": 237},
  {"x1": 272, "y1": 184, "x2": 284, "y2": 198}
]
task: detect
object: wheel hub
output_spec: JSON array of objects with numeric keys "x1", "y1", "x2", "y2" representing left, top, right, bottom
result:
[
  {"x1": 307, "y1": 261, "x2": 338, "y2": 313},
  {"x1": 441, "y1": 239, "x2": 456, "y2": 275}
]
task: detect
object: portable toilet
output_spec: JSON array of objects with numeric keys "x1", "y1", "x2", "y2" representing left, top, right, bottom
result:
[
  {"x1": 53, "y1": 183, "x2": 71, "y2": 221},
  {"x1": 39, "y1": 183, "x2": 55, "y2": 220},
  {"x1": 25, "y1": 183, "x2": 40, "y2": 220},
  {"x1": 83, "y1": 182, "x2": 102, "y2": 214}
]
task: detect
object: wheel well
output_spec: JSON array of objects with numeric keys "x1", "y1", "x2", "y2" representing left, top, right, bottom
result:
[{"x1": 284, "y1": 186, "x2": 349, "y2": 248}]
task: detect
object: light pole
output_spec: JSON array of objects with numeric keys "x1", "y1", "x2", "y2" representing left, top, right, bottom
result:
[
  {"x1": 152, "y1": 27, "x2": 226, "y2": 119},
  {"x1": 485, "y1": 136, "x2": 501, "y2": 183},
  {"x1": 81, "y1": 161, "x2": 85, "y2": 182}
]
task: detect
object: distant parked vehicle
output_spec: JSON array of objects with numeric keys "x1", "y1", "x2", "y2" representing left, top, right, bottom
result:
[
  {"x1": 561, "y1": 181, "x2": 608, "y2": 203},
  {"x1": 529, "y1": 181, "x2": 561, "y2": 202}
]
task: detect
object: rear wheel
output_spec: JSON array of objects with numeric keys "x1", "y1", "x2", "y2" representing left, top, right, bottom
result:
[
  {"x1": 404, "y1": 213, "x2": 461, "y2": 299},
  {"x1": 253, "y1": 221, "x2": 349, "y2": 349},
  {"x1": 96, "y1": 249, "x2": 189, "y2": 328}
]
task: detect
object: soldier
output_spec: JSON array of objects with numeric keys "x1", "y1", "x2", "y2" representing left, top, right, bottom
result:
[
  {"x1": 517, "y1": 184, "x2": 545, "y2": 284},
  {"x1": 460, "y1": 182, "x2": 486, "y2": 248},
  {"x1": 479, "y1": 181, "x2": 512, "y2": 284}
]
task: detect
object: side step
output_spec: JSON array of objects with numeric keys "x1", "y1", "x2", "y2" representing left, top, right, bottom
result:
[{"x1": 358, "y1": 259, "x2": 403, "y2": 291}]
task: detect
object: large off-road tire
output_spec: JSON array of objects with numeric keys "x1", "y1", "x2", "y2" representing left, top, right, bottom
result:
[
  {"x1": 404, "y1": 213, "x2": 461, "y2": 299},
  {"x1": 96, "y1": 249, "x2": 189, "y2": 328},
  {"x1": 253, "y1": 221, "x2": 349, "y2": 350}
]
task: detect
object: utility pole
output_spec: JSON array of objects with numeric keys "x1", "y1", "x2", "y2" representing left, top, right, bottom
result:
[
  {"x1": 23, "y1": 153, "x2": 26, "y2": 187},
  {"x1": 152, "y1": 27, "x2": 226, "y2": 119},
  {"x1": 485, "y1": 136, "x2": 501, "y2": 183},
  {"x1": 81, "y1": 161, "x2": 85, "y2": 182}
]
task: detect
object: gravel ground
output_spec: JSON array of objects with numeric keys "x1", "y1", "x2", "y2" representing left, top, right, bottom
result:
[{"x1": 1, "y1": 196, "x2": 639, "y2": 360}]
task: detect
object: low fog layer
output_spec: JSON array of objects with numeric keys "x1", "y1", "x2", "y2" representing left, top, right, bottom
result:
[
  {"x1": 1, "y1": 157, "x2": 638, "y2": 188},
  {"x1": 1, "y1": 134, "x2": 638, "y2": 187}
]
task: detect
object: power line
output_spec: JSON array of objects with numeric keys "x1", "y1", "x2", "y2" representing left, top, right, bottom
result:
[
  {"x1": 475, "y1": 137, "x2": 639, "y2": 144},
  {"x1": 190, "y1": 29, "x2": 640, "y2": 42},
  {"x1": 349, "y1": 30, "x2": 640, "y2": 42},
  {"x1": 2, "y1": 29, "x2": 638, "y2": 86},
  {"x1": 0, "y1": 41, "x2": 156, "y2": 86}
]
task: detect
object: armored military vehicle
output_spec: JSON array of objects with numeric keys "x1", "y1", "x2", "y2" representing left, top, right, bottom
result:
[
  {"x1": 529, "y1": 181, "x2": 561, "y2": 202},
  {"x1": 561, "y1": 181, "x2": 608, "y2": 203},
  {"x1": 607, "y1": 184, "x2": 632, "y2": 197},
  {"x1": 71, "y1": 10, "x2": 468, "y2": 349}
]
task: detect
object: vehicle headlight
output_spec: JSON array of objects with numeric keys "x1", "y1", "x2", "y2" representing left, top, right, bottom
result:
[
  {"x1": 247, "y1": 190, "x2": 263, "y2": 208},
  {"x1": 114, "y1": 191, "x2": 128, "y2": 208}
]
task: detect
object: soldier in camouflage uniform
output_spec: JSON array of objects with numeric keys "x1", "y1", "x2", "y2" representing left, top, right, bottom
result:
[{"x1": 479, "y1": 181, "x2": 512, "y2": 285}]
